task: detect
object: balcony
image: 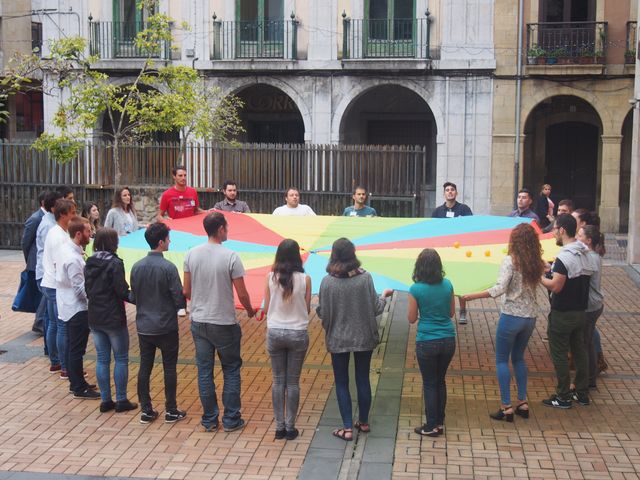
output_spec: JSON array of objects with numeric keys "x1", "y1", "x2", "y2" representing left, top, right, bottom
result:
[
  {"x1": 626, "y1": 21, "x2": 637, "y2": 64},
  {"x1": 525, "y1": 21, "x2": 607, "y2": 66},
  {"x1": 89, "y1": 20, "x2": 171, "y2": 60},
  {"x1": 342, "y1": 17, "x2": 430, "y2": 59},
  {"x1": 211, "y1": 19, "x2": 298, "y2": 60}
]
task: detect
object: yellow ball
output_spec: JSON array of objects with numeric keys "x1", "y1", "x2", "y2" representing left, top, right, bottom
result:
[
  {"x1": 453, "y1": 241, "x2": 461, "y2": 249},
  {"x1": 484, "y1": 250, "x2": 491, "y2": 257},
  {"x1": 465, "y1": 250, "x2": 472, "y2": 258}
]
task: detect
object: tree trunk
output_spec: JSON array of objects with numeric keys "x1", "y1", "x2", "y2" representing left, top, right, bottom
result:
[{"x1": 113, "y1": 138, "x2": 121, "y2": 188}]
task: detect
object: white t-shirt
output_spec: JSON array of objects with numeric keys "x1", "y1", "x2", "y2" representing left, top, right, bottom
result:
[
  {"x1": 41, "y1": 224, "x2": 70, "y2": 289},
  {"x1": 266, "y1": 272, "x2": 309, "y2": 330},
  {"x1": 184, "y1": 242, "x2": 245, "y2": 325},
  {"x1": 272, "y1": 204, "x2": 316, "y2": 216}
]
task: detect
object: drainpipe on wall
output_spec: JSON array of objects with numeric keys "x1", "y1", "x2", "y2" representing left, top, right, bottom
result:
[{"x1": 513, "y1": 0, "x2": 524, "y2": 208}]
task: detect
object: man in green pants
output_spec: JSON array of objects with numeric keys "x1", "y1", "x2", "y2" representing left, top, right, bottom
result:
[{"x1": 541, "y1": 214, "x2": 595, "y2": 408}]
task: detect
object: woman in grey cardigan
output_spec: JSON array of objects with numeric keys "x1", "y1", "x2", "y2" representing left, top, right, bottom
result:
[
  {"x1": 104, "y1": 187, "x2": 139, "y2": 236},
  {"x1": 317, "y1": 238, "x2": 392, "y2": 441}
]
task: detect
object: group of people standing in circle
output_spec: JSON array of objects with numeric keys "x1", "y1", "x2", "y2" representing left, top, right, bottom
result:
[{"x1": 21, "y1": 166, "x2": 609, "y2": 443}]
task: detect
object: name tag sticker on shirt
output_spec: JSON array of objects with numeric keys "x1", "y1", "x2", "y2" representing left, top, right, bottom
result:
[
  {"x1": 446, "y1": 211, "x2": 455, "y2": 218},
  {"x1": 190, "y1": 200, "x2": 195, "y2": 206}
]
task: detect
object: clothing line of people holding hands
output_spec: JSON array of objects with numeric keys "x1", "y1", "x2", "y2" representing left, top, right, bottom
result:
[{"x1": 21, "y1": 165, "x2": 608, "y2": 441}]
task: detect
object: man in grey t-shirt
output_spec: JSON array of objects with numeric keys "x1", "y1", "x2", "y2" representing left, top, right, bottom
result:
[{"x1": 183, "y1": 212, "x2": 255, "y2": 433}]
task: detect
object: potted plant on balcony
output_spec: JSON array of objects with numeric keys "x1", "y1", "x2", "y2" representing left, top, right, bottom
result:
[
  {"x1": 577, "y1": 46, "x2": 595, "y2": 64},
  {"x1": 554, "y1": 47, "x2": 570, "y2": 65},
  {"x1": 625, "y1": 49, "x2": 636, "y2": 64},
  {"x1": 545, "y1": 49, "x2": 559, "y2": 65},
  {"x1": 527, "y1": 45, "x2": 545, "y2": 65}
]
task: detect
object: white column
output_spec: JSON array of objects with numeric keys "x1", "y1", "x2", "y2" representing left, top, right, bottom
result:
[
  {"x1": 628, "y1": 0, "x2": 640, "y2": 263},
  {"x1": 181, "y1": 0, "x2": 210, "y2": 63},
  {"x1": 308, "y1": 0, "x2": 337, "y2": 60}
]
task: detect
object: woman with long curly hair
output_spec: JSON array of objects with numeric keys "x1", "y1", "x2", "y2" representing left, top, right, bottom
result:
[{"x1": 463, "y1": 223, "x2": 545, "y2": 421}]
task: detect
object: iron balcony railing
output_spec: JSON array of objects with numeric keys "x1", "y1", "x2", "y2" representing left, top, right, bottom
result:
[
  {"x1": 342, "y1": 17, "x2": 430, "y2": 59},
  {"x1": 525, "y1": 21, "x2": 607, "y2": 65},
  {"x1": 212, "y1": 19, "x2": 298, "y2": 60},
  {"x1": 626, "y1": 21, "x2": 637, "y2": 63},
  {"x1": 89, "y1": 20, "x2": 171, "y2": 59}
]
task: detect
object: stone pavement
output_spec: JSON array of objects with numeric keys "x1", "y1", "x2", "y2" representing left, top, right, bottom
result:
[{"x1": 1, "y1": 248, "x2": 640, "y2": 479}]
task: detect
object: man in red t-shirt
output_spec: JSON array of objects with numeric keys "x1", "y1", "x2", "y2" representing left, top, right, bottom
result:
[{"x1": 157, "y1": 166, "x2": 204, "y2": 221}]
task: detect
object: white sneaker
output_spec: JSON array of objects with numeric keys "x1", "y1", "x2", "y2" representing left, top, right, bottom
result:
[{"x1": 178, "y1": 308, "x2": 186, "y2": 317}]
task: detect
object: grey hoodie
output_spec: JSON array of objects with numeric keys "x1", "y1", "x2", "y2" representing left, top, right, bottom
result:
[{"x1": 555, "y1": 240, "x2": 598, "y2": 279}]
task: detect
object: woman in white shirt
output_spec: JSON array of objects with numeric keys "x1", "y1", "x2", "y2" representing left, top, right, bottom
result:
[
  {"x1": 104, "y1": 187, "x2": 138, "y2": 236},
  {"x1": 263, "y1": 239, "x2": 311, "y2": 441}
]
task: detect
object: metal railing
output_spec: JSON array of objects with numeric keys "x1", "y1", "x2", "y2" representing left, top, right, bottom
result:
[
  {"x1": 212, "y1": 19, "x2": 298, "y2": 60},
  {"x1": 525, "y1": 21, "x2": 607, "y2": 65},
  {"x1": 0, "y1": 141, "x2": 432, "y2": 247},
  {"x1": 626, "y1": 21, "x2": 637, "y2": 63},
  {"x1": 89, "y1": 20, "x2": 171, "y2": 59},
  {"x1": 343, "y1": 17, "x2": 431, "y2": 59}
]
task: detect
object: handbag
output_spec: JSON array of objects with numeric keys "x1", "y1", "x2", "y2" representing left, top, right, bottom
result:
[{"x1": 12, "y1": 269, "x2": 42, "y2": 313}]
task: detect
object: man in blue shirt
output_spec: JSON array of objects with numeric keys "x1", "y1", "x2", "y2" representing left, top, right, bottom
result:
[
  {"x1": 343, "y1": 186, "x2": 377, "y2": 217},
  {"x1": 509, "y1": 188, "x2": 540, "y2": 222}
]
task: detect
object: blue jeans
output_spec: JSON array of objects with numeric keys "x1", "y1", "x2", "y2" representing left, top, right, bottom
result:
[
  {"x1": 57, "y1": 318, "x2": 68, "y2": 372},
  {"x1": 495, "y1": 313, "x2": 536, "y2": 405},
  {"x1": 36, "y1": 278, "x2": 47, "y2": 355},
  {"x1": 191, "y1": 321, "x2": 243, "y2": 430},
  {"x1": 416, "y1": 337, "x2": 456, "y2": 431},
  {"x1": 41, "y1": 286, "x2": 60, "y2": 367},
  {"x1": 92, "y1": 326, "x2": 130, "y2": 402},
  {"x1": 267, "y1": 328, "x2": 309, "y2": 430},
  {"x1": 330, "y1": 350, "x2": 373, "y2": 429}
]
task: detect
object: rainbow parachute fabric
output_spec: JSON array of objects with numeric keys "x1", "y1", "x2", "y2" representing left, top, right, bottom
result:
[{"x1": 116, "y1": 213, "x2": 559, "y2": 309}]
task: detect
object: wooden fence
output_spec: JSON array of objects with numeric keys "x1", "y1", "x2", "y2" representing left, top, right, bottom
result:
[{"x1": 0, "y1": 141, "x2": 434, "y2": 248}]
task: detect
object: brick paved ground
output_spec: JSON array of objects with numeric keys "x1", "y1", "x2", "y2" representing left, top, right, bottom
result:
[{"x1": 1, "y1": 249, "x2": 640, "y2": 479}]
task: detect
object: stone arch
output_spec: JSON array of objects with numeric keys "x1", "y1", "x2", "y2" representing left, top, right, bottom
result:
[
  {"x1": 331, "y1": 81, "x2": 444, "y2": 144},
  {"x1": 226, "y1": 78, "x2": 312, "y2": 142},
  {"x1": 523, "y1": 95, "x2": 603, "y2": 211}
]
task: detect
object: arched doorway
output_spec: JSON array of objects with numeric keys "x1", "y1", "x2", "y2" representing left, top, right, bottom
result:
[
  {"x1": 620, "y1": 109, "x2": 633, "y2": 233},
  {"x1": 523, "y1": 95, "x2": 602, "y2": 210},
  {"x1": 235, "y1": 84, "x2": 305, "y2": 143},
  {"x1": 339, "y1": 84, "x2": 436, "y2": 146}
]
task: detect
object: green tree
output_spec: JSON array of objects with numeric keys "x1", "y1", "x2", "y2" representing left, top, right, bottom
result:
[
  {"x1": 133, "y1": 65, "x2": 244, "y2": 156},
  {"x1": 3, "y1": 0, "x2": 242, "y2": 187}
]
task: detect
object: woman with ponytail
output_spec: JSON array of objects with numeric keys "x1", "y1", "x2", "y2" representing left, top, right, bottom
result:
[
  {"x1": 263, "y1": 239, "x2": 311, "y2": 441},
  {"x1": 576, "y1": 224, "x2": 605, "y2": 389}
]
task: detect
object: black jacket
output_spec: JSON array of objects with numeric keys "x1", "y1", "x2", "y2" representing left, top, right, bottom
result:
[
  {"x1": 84, "y1": 251, "x2": 130, "y2": 330},
  {"x1": 130, "y1": 252, "x2": 185, "y2": 335}
]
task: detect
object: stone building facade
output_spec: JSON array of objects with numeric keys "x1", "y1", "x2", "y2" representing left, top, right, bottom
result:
[
  {"x1": 37, "y1": 0, "x2": 496, "y2": 216},
  {"x1": 34, "y1": 0, "x2": 636, "y2": 229},
  {"x1": 492, "y1": 0, "x2": 636, "y2": 232}
]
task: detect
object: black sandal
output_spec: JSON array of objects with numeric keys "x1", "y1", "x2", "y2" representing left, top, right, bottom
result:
[
  {"x1": 332, "y1": 428, "x2": 353, "y2": 441},
  {"x1": 515, "y1": 402, "x2": 529, "y2": 419},
  {"x1": 489, "y1": 405, "x2": 514, "y2": 422}
]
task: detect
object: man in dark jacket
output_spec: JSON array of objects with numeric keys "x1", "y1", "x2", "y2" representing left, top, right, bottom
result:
[
  {"x1": 130, "y1": 223, "x2": 187, "y2": 424},
  {"x1": 21, "y1": 191, "x2": 48, "y2": 334}
]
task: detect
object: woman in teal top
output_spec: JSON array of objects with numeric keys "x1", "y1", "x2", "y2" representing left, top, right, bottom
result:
[{"x1": 408, "y1": 248, "x2": 456, "y2": 437}]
